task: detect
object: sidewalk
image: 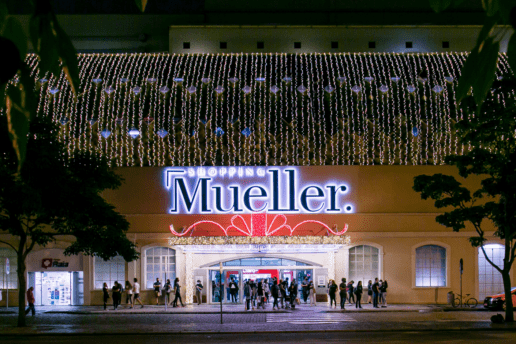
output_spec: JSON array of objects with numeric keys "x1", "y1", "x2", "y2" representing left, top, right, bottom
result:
[{"x1": 0, "y1": 303, "x2": 491, "y2": 315}]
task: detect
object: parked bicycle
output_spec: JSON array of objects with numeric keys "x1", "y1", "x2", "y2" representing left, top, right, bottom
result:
[{"x1": 452, "y1": 293, "x2": 478, "y2": 308}]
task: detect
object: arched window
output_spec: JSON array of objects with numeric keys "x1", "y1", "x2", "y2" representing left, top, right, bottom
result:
[
  {"x1": 349, "y1": 245, "x2": 379, "y2": 285},
  {"x1": 145, "y1": 247, "x2": 176, "y2": 289},
  {"x1": 94, "y1": 256, "x2": 125, "y2": 289},
  {"x1": 415, "y1": 245, "x2": 446, "y2": 287},
  {"x1": 0, "y1": 248, "x2": 17, "y2": 289},
  {"x1": 479, "y1": 244, "x2": 504, "y2": 300}
]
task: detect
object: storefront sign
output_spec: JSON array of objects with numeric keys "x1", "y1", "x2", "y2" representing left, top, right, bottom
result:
[
  {"x1": 42, "y1": 259, "x2": 69, "y2": 269},
  {"x1": 164, "y1": 167, "x2": 353, "y2": 215}
]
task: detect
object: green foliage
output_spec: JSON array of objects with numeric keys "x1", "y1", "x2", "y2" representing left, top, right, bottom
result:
[
  {"x1": 0, "y1": 115, "x2": 139, "y2": 262},
  {"x1": 135, "y1": 0, "x2": 148, "y2": 12}
]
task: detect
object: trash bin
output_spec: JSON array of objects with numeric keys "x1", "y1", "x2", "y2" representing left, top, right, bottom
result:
[{"x1": 447, "y1": 291, "x2": 454, "y2": 305}]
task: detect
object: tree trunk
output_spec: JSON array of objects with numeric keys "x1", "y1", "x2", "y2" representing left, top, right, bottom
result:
[
  {"x1": 17, "y1": 253, "x2": 26, "y2": 327},
  {"x1": 503, "y1": 270, "x2": 514, "y2": 322}
]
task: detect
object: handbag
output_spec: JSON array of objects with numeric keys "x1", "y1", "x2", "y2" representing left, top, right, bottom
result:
[{"x1": 295, "y1": 297, "x2": 301, "y2": 305}]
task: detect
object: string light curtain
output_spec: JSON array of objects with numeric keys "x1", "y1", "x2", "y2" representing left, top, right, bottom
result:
[{"x1": 14, "y1": 52, "x2": 512, "y2": 167}]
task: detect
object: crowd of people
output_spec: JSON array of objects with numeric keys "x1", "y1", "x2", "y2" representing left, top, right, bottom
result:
[
  {"x1": 98, "y1": 275, "x2": 388, "y2": 311},
  {"x1": 102, "y1": 277, "x2": 201, "y2": 310}
]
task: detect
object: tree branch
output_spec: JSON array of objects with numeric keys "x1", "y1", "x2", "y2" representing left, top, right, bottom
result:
[{"x1": 480, "y1": 242, "x2": 503, "y2": 274}]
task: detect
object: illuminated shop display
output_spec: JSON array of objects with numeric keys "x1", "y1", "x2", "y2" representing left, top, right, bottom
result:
[{"x1": 15, "y1": 53, "x2": 512, "y2": 167}]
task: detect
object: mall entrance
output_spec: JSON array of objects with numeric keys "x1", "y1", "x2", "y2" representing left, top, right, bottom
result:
[{"x1": 207, "y1": 257, "x2": 315, "y2": 304}]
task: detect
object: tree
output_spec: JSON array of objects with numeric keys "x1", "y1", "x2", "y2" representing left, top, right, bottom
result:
[
  {"x1": 413, "y1": 77, "x2": 516, "y2": 322},
  {"x1": 0, "y1": 115, "x2": 139, "y2": 327}
]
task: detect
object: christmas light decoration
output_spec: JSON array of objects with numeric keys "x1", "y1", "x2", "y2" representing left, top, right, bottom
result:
[{"x1": 168, "y1": 235, "x2": 351, "y2": 246}]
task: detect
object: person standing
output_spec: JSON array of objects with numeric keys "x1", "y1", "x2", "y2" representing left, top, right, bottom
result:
[
  {"x1": 309, "y1": 280, "x2": 316, "y2": 306},
  {"x1": 133, "y1": 278, "x2": 144, "y2": 308},
  {"x1": 355, "y1": 281, "x2": 363, "y2": 309},
  {"x1": 301, "y1": 277, "x2": 309, "y2": 304},
  {"x1": 339, "y1": 278, "x2": 347, "y2": 310},
  {"x1": 381, "y1": 280, "x2": 388, "y2": 307},
  {"x1": 229, "y1": 277, "x2": 239, "y2": 303},
  {"x1": 367, "y1": 280, "x2": 373, "y2": 304},
  {"x1": 250, "y1": 279, "x2": 257, "y2": 310},
  {"x1": 263, "y1": 279, "x2": 270, "y2": 303},
  {"x1": 112, "y1": 281, "x2": 121, "y2": 310},
  {"x1": 102, "y1": 282, "x2": 110, "y2": 310},
  {"x1": 271, "y1": 280, "x2": 280, "y2": 310},
  {"x1": 195, "y1": 280, "x2": 204, "y2": 305},
  {"x1": 243, "y1": 280, "x2": 251, "y2": 310},
  {"x1": 163, "y1": 279, "x2": 173, "y2": 305},
  {"x1": 125, "y1": 280, "x2": 133, "y2": 308},
  {"x1": 173, "y1": 277, "x2": 185, "y2": 307},
  {"x1": 25, "y1": 286, "x2": 36, "y2": 316},
  {"x1": 348, "y1": 280, "x2": 355, "y2": 305},
  {"x1": 329, "y1": 280, "x2": 338, "y2": 308},
  {"x1": 153, "y1": 278, "x2": 162, "y2": 305},
  {"x1": 289, "y1": 279, "x2": 298, "y2": 308},
  {"x1": 372, "y1": 278, "x2": 380, "y2": 308},
  {"x1": 279, "y1": 279, "x2": 286, "y2": 308}
]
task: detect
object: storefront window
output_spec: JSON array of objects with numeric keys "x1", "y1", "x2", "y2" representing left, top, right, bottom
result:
[
  {"x1": 0, "y1": 248, "x2": 17, "y2": 289},
  {"x1": 211, "y1": 257, "x2": 309, "y2": 267},
  {"x1": 479, "y1": 244, "x2": 504, "y2": 300},
  {"x1": 145, "y1": 247, "x2": 176, "y2": 289},
  {"x1": 94, "y1": 256, "x2": 125, "y2": 289},
  {"x1": 415, "y1": 245, "x2": 446, "y2": 287},
  {"x1": 349, "y1": 245, "x2": 379, "y2": 286}
]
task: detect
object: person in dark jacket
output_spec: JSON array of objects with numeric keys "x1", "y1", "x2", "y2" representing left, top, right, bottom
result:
[
  {"x1": 348, "y1": 281, "x2": 355, "y2": 304},
  {"x1": 355, "y1": 281, "x2": 363, "y2": 308},
  {"x1": 289, "y1": 279, "x2": 298, "y2": 308},
  {"x1": 367, "y1": 280, "x2": 373, "y2": 304},
  {"x1": 229, "y1": 277, "x2": 239, "y2": 303},
  {"x1": 102, "y1": 283, "x2": 110, "y2": 310},
  {"x1": 329, "y1": 280, "x2": 338, "y2": 308},
  {"x1": 112, "y1": 281, "x2": 121, "y2": 310},
  {"x1": 301, "y1": 277, "x2": 309, "y2": 303},
  {"x1": 271, "y1": 280, "x2": 280, "y2": 310},
  {"x1": 372, "y1": 278, "x2": 380, "y2": 308},
  {"x1": 173, "y1": 277, "x2": 185, "y2": 307},
  {"x1": 380, "y1": 280, "x2": 388, "y2": 307},
  {"x1": 243, "y1": 280, "x2": 251, "y2": 310},
  {"x1": 257, "y1": 280, "x2": 265, "y2": 309},
  {"x1": 339, "y1": 278, "x2": 347, "y2": 309}
]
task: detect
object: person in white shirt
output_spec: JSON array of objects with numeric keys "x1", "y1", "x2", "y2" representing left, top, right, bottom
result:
[{"x1": 133, "y1": 278, "x2": 144, "y2": 308}]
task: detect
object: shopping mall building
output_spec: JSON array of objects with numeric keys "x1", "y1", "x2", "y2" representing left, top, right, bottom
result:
[{"x1": 0, "y1": 1, "x2": 512, "y2": 307}]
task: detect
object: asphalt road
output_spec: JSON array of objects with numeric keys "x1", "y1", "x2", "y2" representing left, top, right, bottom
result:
[{"x1": 1, "y1": 332, "x2": 516, "y2": 344}]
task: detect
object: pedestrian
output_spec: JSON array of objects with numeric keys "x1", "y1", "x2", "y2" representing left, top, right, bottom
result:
[
  {"x1": 173, "y1": 277, "x2": 185, "y2": 307},
  {"x1": 133, "y1": 278, "x2": 144, "y2": 308},
  {"x1": 367, "y1": 280, "x2": 373, "y2": 304},
  {"x1": 309, "y1": 280, "x2": 316, "y2": 306},
  {"x1": 25, "y1": 286, "x2": 36, "y2": 316},
  {"x1": 112, "y1": 281, "x2": 121, "y2": 310},
  {"x1": 102, "y1": 282, "x2": 110, "y2": 310},
  {"x1": 348, "y1": 280, "x2": 355, "y2": 304},
  {"x1": 153, "y1": 278, "x2": 162, "y2": 305},
  {"x1": 263, "y1": 279, "x2": 270, "y2": 303},
  {"x1": 372, "y1": 278, "x2": 380, "y2": 308},
  {"x1": 271, "y1": 280, "x2": 280, "y2": 310},
  {"x1": 195, "y1": 280, "x2": 204, "y2": 305},
  {"x1": 243, "y1": 280, "x2": 251, "y2": 310},
  {"x1": 381, "y1": 280, "x2": 388, "y2": 307},
  {"x1": 301, "y1": 277, "x2": 309, "y2": 303},
  {"x1": 339, "y1": 278, "x2": 347, "y2": 309},
  {"x1": 164, "y1": 279, "x2": 173, "y2": 305},
  {"x1": 229, "y1": 277, "x2": 239, "y2": 302},
  {"x1": 250, "y1": 279, "x2": 257, "y2": 310},
  {"x1": 355, "y1": 281, "x2": 363, "y2": 309},
  {"x1": 329, "y1": 279, "x2": 338, "y2": 308},
  {"x1": 258, "y1": 280, "x2": 266, "y2": 309},
  {"x1": 279, "y1": 279, "x2": 286, "y2": 308},
  {"x1": 289, "y1": 279, "x2": 298, "y2": 308},
  {"x1": 125, "y1": 280, "x2": 133, "y2": 308}
]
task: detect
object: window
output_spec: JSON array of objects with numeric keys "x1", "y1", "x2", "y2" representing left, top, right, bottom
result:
[
  {"x1": 479, "y1": 244, "x2": 504, "y2": 300},
  {"x1": 415, "y1": 245, "x2": 446, "y2": 287},
  {"x1": 94, "y1": 256, "x2": 125, "y2": 289},
  {"x1": 145, "y1": 247, "x2": 176, "y2": 289},
  {"x1": 294, "y1": 42, "x2": 301, "y2": 49},
  {"x1": 0, "y1": 248, "x2": 17, "y2": 289},
  {"x1": 349, "y1": 245, "x2": 379, "y2": 286}
]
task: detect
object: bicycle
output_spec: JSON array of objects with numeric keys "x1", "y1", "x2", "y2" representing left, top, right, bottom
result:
[{"x1": 452, "y1": 293, "x2": 478, "y2": 308}]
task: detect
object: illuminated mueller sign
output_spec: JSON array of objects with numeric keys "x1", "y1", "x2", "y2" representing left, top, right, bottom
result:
[{"x1": 164, "y1": 167, "x2": 354, "y2": 214}]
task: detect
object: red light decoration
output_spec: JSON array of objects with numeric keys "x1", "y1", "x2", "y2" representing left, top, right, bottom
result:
[{"x1": 169, "y1": 213, "x2": 349, "y2": 237}]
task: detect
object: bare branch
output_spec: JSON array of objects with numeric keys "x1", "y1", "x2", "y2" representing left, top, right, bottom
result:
[{"x1": 480, "y1": 243, "x2": 503, "y2": 274}]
